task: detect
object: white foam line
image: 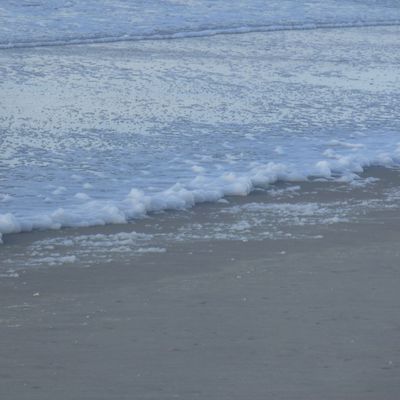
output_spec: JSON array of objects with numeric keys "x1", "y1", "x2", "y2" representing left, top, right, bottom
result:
[{"x1": 1, "y1": 153, "x2": 399, "y2": 242}]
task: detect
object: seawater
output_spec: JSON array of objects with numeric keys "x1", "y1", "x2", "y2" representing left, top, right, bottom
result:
[
  {"x1": 1, "y1": 0, "x2": 400, "y2": 48},
  {"x1": 1, "y1": 1, "x2": 400, "y2": 241}
]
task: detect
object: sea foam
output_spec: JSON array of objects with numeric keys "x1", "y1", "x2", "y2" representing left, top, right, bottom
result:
[{"x1": 1, "y1": 147, "x2": 400, "y2": 241}]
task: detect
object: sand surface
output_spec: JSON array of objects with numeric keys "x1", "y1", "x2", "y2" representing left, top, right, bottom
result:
[{"x1": 1, "y1": 167, "x2": 400, "y2": 399}]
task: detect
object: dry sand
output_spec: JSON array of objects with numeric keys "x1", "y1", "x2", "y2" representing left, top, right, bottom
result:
[{"x1": 1, "y1": 167, "x2": 400, "y2": 399}]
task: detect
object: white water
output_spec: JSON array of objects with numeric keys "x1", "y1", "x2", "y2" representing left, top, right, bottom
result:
[{"x1": 1, "y1": 1, "x2": 400, "y2": 242}]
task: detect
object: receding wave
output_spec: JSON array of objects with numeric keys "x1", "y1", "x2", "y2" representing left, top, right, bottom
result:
[{"x1": 1, "y1": 19, "x2": 399, "y2": 49}]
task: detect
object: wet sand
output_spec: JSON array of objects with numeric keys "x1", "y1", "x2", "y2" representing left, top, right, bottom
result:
[{"x1": 1, "y1": 167, "x2": 400, "y2": 399}]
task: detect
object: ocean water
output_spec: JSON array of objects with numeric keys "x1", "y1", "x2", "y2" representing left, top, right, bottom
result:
[
  {"x1": 1, "y1": 0, "x2": 400, "y2": 48},
  {"x1": 1, "y1": 0, "x2": 400, "y2": 242}
]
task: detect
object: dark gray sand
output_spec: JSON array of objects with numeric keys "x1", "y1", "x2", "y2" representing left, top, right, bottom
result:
[{"x1": 1, "y1": 168, "x2": 400, "y2": 399}]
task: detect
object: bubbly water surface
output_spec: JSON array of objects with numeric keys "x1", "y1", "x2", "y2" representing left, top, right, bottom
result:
[{"x1": 1, "y1": 1, "x2": 400, "y2": 241}]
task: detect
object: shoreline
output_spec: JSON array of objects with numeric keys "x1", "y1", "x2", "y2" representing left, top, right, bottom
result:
[
  {"x1": 2, "y1": 21, "x2": 400, "y2": 398},
  {"x1": 2, "y1": 164, "x2": 399, "y2": 249}
]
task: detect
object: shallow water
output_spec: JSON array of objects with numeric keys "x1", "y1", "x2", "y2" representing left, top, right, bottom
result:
[{"x1": 1, "y1": 3, "x2": 400, "y2": 241}]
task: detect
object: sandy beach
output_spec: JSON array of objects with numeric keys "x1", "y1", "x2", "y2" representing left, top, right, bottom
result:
[
  {"x1": 1, "y1": 4, "x2": 400, "y2": 397},
  {"x1": 1, "y1": 167, "x2": 400, "y2": 399}
]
